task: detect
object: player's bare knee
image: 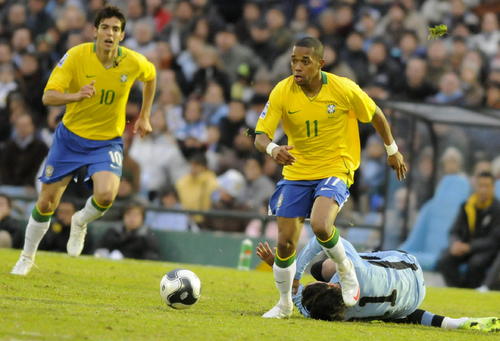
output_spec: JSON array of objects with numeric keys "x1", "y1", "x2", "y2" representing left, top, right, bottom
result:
[
  {"x1": 310, "y1": 217, "x2": 330, "y2": 238},
  {"x1": 276, "y1": 239, "x2": 296, "y2": 258},
  {"x1": 36, "y1": 198, "x2": 58, "y2": 213},
  {"x1": 93, "y1": 191, "x2": 115, "y2": 207}
]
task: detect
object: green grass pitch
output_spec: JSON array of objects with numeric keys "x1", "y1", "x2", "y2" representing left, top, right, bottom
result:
[{"x1": 1, "y1": 248, "x2": 499, "y2": 341}]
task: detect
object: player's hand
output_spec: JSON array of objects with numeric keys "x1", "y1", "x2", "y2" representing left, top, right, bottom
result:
[
  {"x1": 271, "y1": 145, "x2": 296, "y2": 165},
  {"x1": 133, "y1": 115, "x2": 153, "y2": 138},
  {"x1": 77, "y1": 80, "x2": 96, "y2": 100},
  {"x1": 256, "y1": 241, "x2": 275, "y2": 267},
  {"x1": 387, "y1": 151, "x2": 407, "y2": 181},
  {"x1": 292, "y1": 279, "x2": 300, "y2": 295}
]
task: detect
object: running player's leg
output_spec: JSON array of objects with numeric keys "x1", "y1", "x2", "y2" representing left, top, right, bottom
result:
[
  {"x1": 310, "y1": 196, "x2": 359, "y2": 306},
  {"x1": 12, "y1": 176, "x2": 72, "y2": 275},
  {"x1": 263, "y1": 216, "x2": 303, "y2": 319},
  {"x1": 67, "y1": 170, "x2": 120, "y2": 257}
]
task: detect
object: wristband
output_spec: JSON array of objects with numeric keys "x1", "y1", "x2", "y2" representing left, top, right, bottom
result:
[
  {"x1": 384, "y1": 140, "x2": 398, "y2": 156},
  {"x1": 266, "y1": 142, "x2": 279, "y2": 157}
]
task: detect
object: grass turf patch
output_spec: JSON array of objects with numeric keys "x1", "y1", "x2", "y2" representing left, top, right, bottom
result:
[{"x1": 1, "y1": 249, "x2": 499, "y2": 341}]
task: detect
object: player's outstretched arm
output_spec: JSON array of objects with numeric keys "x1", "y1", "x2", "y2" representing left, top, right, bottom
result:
[
  {"x1": 134, "y1": 77, "x2": 156, "y2": 138},
  {"x1": 254, "y1": 133, "x2": 295, "y2": 165},
  {"x1": 370, "y1": 107, "x2": 407, "y2": 181},
  {"x1": 42, "y1": 81, "x2": 96, "y2": 106}
]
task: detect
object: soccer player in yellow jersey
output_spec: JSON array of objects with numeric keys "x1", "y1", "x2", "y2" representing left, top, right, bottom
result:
[
  {"x1": 254, "y1": 37, "x2": 407, "y2": 318},
  {"x1": 11, "y1": 6, "x2": 157, "y2": 275}
]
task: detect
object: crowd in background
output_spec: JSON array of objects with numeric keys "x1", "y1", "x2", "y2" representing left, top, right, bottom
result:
[{"x1": 0, "y1": 0, "x2": 499, "y2": 251}]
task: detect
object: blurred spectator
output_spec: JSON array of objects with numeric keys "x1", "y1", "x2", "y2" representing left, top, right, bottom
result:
[
  {"x1": 242, "y1": 156, "x2": 275, "y2": 212},
  {"x1": 341, "y1": 31, "x2": 369, "y2": 86},
  {"x1": 175, "y1": 153, "x2": 218, "y2": 227},
  {"x1": 441, "y1": 146, "x2": 465, "y2": 177},
  {"x1": 460, "y1": 51, "x2": 485, "y2": 107},
  {"x1": 265, "y1": 7, "x2": 293, "y2": 57},
  {"x1": 359, "y1": 135, "x2": 386, "y2": 213},
  {"x1": 290, "y1": 4, "x2": 309, "y2": 36},
  {"x1": 145, "y1": 187, "x2": 190, "y2": 232},
  {"x1": 26, "y1": 0, "x2": 55, "y2": 36},
  {"x1": 17, "y1": 53, "x2": 46, "y2": 121},
  {"x1": 176, "y1": 97, "x2": 208, "y2": 158},
  {"x1": 364, "y1": 39, "x2": 402, "y2": 99},
  {"x1": 160, "y1": 0, "x2": 195, "y2": 55},
  {"x1": 248, "y1": 21, "x2": 277, "y2": 69},
  {"x1": 426, "y1": 40, "x2": 452, "y2": 88},
  {"x1": 206, "y1": 169, "x2": 249, "y2": 232},
  {"x1": 129, "y1": 107, "x2": 188, "y2": 199},
  {"x1": 125, "y1": 18, "x2": 157, "y2": 56},
  {"x1": 146, "y1": 0, "x2": 171, "y2": 33},
  {"x1": 201, "y1": 81, "x2": 228, "y2": 125},
  {"x1": 125, "y1": 0, "x2": 146, "y2": 36},
  {"x1": 397, "y1": 57, "x2": 437, "y2": 101},
  {"x1": 39, "y1": 200, "x2": 94, "y2": 254},
  {"x1": 218, "y1": 100, "x2": 247, "y2": 148},
  {"x1": 234, "y1": 1, "x2": 261, "y2": 45},
  {"x1": 0, "y1": 113, "x2": 48, "y2": 191},
  {"x1": 190, "y1": 45, "x2": 230, "y2": 100},
  {"x1": 437, "y1": 171, "x2": 500, "y2": 288},
  {"x1": 323, "y1": 45, "x2": 357, "y2": 82},
  {"x1": 176, "y1": 34, "x2": 204, "y2": 85},
  {"x1": 214, "y1": 25, "x2": 260, "y2": 84},
  {"x1": 95, "y1": 203, "x2": 160, "y2": 260},
  {"x1": 442, "y1": 0, "x2": 479, "y2": 33},
  {"x1": 449, "y1": 36, "x2": 469, "y2": 72},
  {"x1": 391, "y1": 30, "x2": 425, "y2": 68},
  {"x1": 0, "y1": 193, "x2": 22, "y2": 248},
  {"x1": 486, "y1": 79, "x2": 500, "y2": 109},
  {"x1": 471, "y1": 12, "x2": 500, "y2": 59},
  {"x1": 428, "y1": 72, "x2": 465, "y2": 105}
]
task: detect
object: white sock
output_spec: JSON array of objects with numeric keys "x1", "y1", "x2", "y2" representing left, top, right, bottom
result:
[
  {"x1": 273, "y1": 261, "x2": 296, "y2": 308},
  {"x1": 442, "y1": 317, "x2": 470, "y2": 329},
  {"x1": 77, "y1": 197, "x2": 109, "y2": 225},
  {"x1": 21, "y1": 216, "x2": 50, "y2": 259},
  {"x1": 320, "y1": 237, "x2": 348, "y2": 271}
]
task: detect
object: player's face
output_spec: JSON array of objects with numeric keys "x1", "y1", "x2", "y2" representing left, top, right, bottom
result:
[
  {"x1": 291, "y1": 46, "x2": 324, "y2": 86},
  {"x1": 95, "y1": 17, "x2": 125, "y2": 52}
]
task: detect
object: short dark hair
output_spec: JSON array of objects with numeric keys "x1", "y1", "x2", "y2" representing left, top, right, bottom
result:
[
  {"x1": 294, "y1": 37, "x2": 324, "y2": 60},
  {"x1": 301, "y1": 282, "x2": 347, "y2": 321},
  {"x1": 94, "y1": 6, "x2": 126, "y2": 32}
]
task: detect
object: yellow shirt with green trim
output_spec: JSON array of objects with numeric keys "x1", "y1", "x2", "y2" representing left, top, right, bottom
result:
[
  {"x1": 45, "y1": 42, "x2": 156, "y2": 140},
  {"x1": 255, "y1": 71, "x2": 376, "y2": 185}
]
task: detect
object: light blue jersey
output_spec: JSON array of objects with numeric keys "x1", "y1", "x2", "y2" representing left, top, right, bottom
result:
[{"x1": 292, "y1": 237, "x2": 426, "y2": 321}]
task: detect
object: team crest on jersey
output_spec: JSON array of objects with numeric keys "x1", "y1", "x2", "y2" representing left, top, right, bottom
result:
[
  {"x1": 45, "y1": 165, "x2": 54, "y2": 178},
  {"x1": 57, "y1": 53, "x2": 68, "y2": 67},
  {"x1": 327, "y1": 104, "x2": 336, "y2": 114},
  {"x1": 120, "y1": 74, "x2": 128, "y2": 82},
  {"x1": 260, "y1": 101, "x2": 270, "y2": 119}
]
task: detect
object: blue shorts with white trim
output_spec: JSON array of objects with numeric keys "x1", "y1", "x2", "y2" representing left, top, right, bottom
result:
[
  {"x1": 269, "y1": 177, "x2": 350, "y2": 218},
  {"x1": 39, "y1": 123, "x2": 123, "y2": 184}
]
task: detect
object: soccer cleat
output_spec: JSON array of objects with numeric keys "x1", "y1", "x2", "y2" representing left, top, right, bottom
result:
[
  {"x1": 262, "y1": 304, "x2": 293, "y2": 319},
  {"x1": 459, "y1": 317, "x2": 500, "y2": 333},
  {"x1": 338, "y1": 258, "x2": 360, "y2": 307},
  {"x1": 67, "y1": 212, "x2": 87, "y2": 257},
  {"x1": 11, "y1": 255, "x2": 35, "y2": 276}
]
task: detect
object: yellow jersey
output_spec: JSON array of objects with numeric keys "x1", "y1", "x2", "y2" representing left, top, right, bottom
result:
[
  {"x1": 255, "y1": 72, "x2": 376, "y2": 185},
  {"x1": 45, "y1": 42, "x2": 156, "y2": 140}
]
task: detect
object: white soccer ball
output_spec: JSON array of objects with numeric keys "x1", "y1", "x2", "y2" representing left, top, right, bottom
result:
[{"x1": 160, "y1": 268, "x2": 201, "y2": 309}]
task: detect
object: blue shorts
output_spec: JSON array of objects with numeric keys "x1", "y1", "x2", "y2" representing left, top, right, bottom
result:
[
  {"x1": 39, "y1": 123, "x2": 123, "y2": 184},
  {"x1": 269, "y1": 177, "x2": 350, "y2": 218}
]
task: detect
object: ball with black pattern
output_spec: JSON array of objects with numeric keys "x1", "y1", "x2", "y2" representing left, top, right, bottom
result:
[{"x1": 160, "y1": 268, "x2": 201, "y2": 309}]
